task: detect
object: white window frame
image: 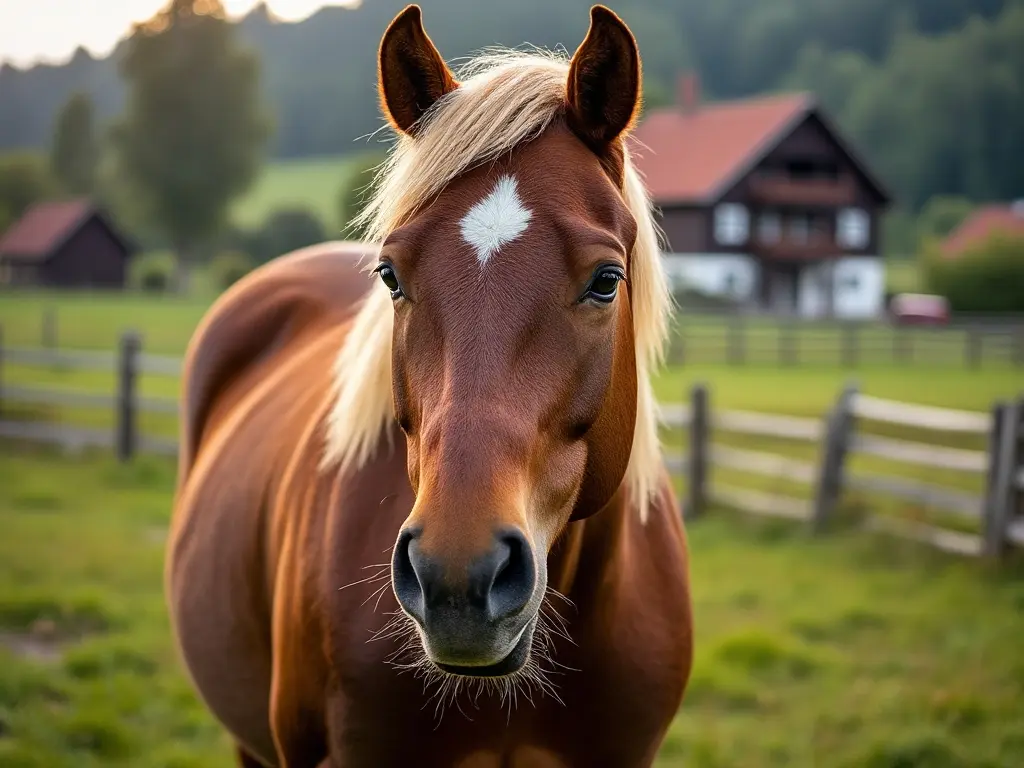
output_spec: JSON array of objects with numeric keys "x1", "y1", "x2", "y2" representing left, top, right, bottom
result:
[
  {"x1": 837, "y1": 207, "x2": 869, "y2": 249},
  {"x1": 714, "y1": 204, "x2": 749, "y2": 246}
]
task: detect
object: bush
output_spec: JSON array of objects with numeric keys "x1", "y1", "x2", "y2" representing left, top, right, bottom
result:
[
  {"x1": 249, "y1": 207, "x2": 327, "y2": 263},
  {"x1": 129, "y1": 251, "x2": 176, "y2": 293},
  {"x1": 0, "y1": 151, "x2": 59, "y2": 220},
  {"x1": 338, "y1": 149, "x2": 388, "y2": 236},
  {"x1": 209, "y1": 250, "x2": 254, "y2": 290},
  {"x1": 922, "y1": 232, "x2": 1024, "y2": 313}
]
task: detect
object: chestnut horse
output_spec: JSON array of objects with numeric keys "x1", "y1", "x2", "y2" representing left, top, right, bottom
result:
[{"x1": 167, "y1": 5, "x2": 692, "y2": 766}]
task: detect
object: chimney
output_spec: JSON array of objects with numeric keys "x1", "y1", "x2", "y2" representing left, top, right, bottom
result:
[{"x1": 677, "y1": 72, "x2": 700, "y2": 115}]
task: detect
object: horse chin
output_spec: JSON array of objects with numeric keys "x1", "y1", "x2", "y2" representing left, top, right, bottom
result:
[{"x1": 427, "y1": 615, "x2": 537, "y2": 679}]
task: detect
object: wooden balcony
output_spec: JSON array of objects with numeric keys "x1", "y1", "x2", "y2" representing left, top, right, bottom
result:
[
  {"x1": 748, "y1": 174, "x2": 858, "y2": 207},
  {"x1": 751, "y1": 235, "x2": 837, "y2": 262}
]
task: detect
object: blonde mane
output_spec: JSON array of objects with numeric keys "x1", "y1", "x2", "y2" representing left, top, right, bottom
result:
[{"x1": 322, "y1": 49, "x2": 673, "y2": 523}]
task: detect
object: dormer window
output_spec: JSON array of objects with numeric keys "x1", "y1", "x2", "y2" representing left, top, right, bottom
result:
[
  {"x1": 837, "y1": 208, "x2": 869, "y2": 249},
  {"x1": 714, "y1": 204, "x2": 749, "y2": 246}
]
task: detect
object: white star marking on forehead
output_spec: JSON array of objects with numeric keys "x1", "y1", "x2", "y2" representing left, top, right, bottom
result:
[{"x1": 459, "y1": 174, "x2": 533, "y2": 265}]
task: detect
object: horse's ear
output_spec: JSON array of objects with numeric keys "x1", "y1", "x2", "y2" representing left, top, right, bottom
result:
[
  {"x1": 566, "y1": 5, "x2": 641, "y2": 149},
  {"x1": 378, "y1": 5, "x2": 458, "y2": 136}
]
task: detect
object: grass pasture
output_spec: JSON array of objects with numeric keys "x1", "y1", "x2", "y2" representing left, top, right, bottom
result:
[
  {"x1": 1, "y1": 290, "x2": 1024, "y2": 765},
  {"x1": 229, "y1": 153, "x2": 368, "y2": 232},
  {"x1": 2, "y1": 448, "x2": 1024, "y2": 767}
]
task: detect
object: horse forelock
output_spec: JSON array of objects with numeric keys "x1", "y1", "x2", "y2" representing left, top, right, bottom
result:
[{"x1": 320, "y1": 48, "x2": 672, "y2": 523}]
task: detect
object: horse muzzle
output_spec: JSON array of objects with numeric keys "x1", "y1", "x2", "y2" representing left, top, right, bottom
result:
[{"x1": 391, "y1": 525, "x2": 542, "y2": 675}]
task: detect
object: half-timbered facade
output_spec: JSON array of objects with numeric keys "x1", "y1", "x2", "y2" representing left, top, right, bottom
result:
[{"x1": 630, "y1": 75, "x2": 891, "y2": 318}]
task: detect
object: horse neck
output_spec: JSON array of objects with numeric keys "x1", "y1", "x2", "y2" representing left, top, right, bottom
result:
[{"x1": 546, "y1": 484, "x2": 632, "y2": 607}]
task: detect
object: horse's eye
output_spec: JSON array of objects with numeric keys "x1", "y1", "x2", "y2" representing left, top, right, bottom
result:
[
  {"x1": 584, "y1": 267, "x2": 625, "y2": 304},
  {"x1": 373, "y1": 263, "x2": 403, "y2": 299}
]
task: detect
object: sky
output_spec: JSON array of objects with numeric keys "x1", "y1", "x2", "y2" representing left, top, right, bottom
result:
[{"x1": 0, "y1": 0, "x2": 355, "y2": 67}]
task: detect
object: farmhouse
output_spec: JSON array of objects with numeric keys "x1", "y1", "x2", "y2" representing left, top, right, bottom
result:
[
  {"x1": 940, "y1": 199, "x2": 1024, "y2": 257},
  {"x1": 630, "y1": 74, "x2": 891, "y2": 318},
  {"x1": 0, "y1": 199, "x2": 134, "y2": 289}
]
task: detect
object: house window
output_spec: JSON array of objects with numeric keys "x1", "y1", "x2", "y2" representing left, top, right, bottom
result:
[
  {"x1": 714, "y1": 204, "x2": 749, "y2": 245},
  {"x1": 788, "y1": 214, "x2": 810, "y2": 244},
  {"x1": 841, "y1": 274, "x2": 860, "y2": 291},
  {"x1": 757, "y1": 211, "x2": 781, "y2": 243},
  {"x1": 837, "y1": 208, "x2": 869, "y2": 249}
]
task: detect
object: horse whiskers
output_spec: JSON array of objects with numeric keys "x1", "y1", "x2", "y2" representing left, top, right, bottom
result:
[
  {"x1": 337, "y1": 567, "x2": 390, "y2": 591},
  {"x1": 374, "y1": 595, "x2": 573, "y2": 726}
]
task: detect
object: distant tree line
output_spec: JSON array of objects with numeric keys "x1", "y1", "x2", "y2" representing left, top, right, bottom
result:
[{"x1": 0, "y1": 0, "x2": 1021, "y2": 215}]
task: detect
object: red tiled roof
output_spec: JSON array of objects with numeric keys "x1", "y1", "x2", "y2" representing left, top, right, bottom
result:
[
  {"x1": 0, "y1": 199, "x2": 94, "y2": 260},
  {"x1": 628, "y1": 92, "x2": 813, "y2": 204},
  {"x1": 940, "y1": 203, "x2": 1024, "y2": 257}
]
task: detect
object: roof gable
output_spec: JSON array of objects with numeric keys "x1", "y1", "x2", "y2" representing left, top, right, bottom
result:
[
  {"x1": 629, "y1": 90, "x2": 890, "y2": 206},
  {"x1": 0, "y1": 199, "x2": 95, "y2": 260}
]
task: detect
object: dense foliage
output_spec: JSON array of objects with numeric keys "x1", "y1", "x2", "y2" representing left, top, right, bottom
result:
[
  {"x1": 923, "y1": 233, "x2": 1024, "y2": 313},
  {"x1": 110, "y1": 0, "x2": 270, "y2": 280},
  {"x1": 0, "y1": 151, "x2": 58, "y2": 222},
  {"x1": 230, "y1": 207, "x2": 328, "y2": 263},
  {"x1": 0, "y1": 0, "x2": 1020, "y2": 213},
  {"x1": 50, "y1": 92, "x2": 98, "y2": 196},
  {"x1": 337, "y1": 149, "x2": 388, "y2": 236}
]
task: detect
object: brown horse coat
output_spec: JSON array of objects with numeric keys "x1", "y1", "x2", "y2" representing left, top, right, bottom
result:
[{"x1": 167, "y1": 6, "x2": 692, "y2": 767}]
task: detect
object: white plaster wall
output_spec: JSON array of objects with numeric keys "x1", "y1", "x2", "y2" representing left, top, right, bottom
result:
[
  {"x1": 797, "y1": 263, "x2": 828, "y2": 318},
  {"x1": 832, "y1": 256, "x2": 884, "y2": 318},
  {"x1": 661, "y1": 253, "x2": 759, "y2": 301}
]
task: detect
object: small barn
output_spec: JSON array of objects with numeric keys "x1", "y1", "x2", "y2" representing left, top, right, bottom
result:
[{"x1": 0, "y1": 199, "x2": 134, "y2": 289}]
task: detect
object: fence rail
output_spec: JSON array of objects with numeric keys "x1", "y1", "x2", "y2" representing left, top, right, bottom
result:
[
  {"x1": 666, "y1": 312, "x2": 1024, "y2": 369},
  {"x1": 2, "y1": 327, "x2": 1022, "y2": 561}
]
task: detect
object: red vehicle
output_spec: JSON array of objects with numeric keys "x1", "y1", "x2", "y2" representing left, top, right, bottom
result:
[{"x1": 889, "y1": 293, "x2": 951, "y2": 325}]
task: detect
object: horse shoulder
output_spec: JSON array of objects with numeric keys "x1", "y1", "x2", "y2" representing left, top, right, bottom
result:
[{"x1": 177, "y1": 240, "x2": 377, "y2": 478}]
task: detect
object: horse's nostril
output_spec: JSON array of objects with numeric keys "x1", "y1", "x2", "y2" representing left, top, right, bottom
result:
[
  {"x1": 392, "y1": 526, "x2": 536, "y2": 627},
  {"x1": 486, "y1": 529, "x2": 535, "y2": 621},
  {"x1": 391, "y1": 527, "x2": 425, "y2": 624}
]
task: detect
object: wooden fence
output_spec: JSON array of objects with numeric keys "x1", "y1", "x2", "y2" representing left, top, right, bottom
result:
[
  {"x1": 15, "y1": 305, "x2": 1024, "y2": 370},
  {"x1": 667, "y1": 312, "x2": 1024, "y2": 368},
  {"x1": 2, "y1": 329, "x2": 1023, "y2": 560}
]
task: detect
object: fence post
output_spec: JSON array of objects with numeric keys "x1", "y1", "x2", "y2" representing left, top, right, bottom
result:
[
  {"x1": 841, "y1": 322, "x2": 859, "y2": 368},
  {"x1": 727, "y1": 315, "x2": 745, "y2": 366},
  {"x1": 894, "y1": 327, "x2": 912, "y2": 365},
  {"x1": 983, "y1": 399, "x2": 1021, "y2": 558},
  {"x1": 811, "y1": 381, "x2": 858, "y2": 533},
  {"x1": 685, "y1": 383, "x2": 709, "y2": 519},
  {"x1": 42, "y1": 306, "x2": 57, "y2": 350},
  {"x1": 965, "y1": 328, "x2": 982, "y2": 370},
  {"x1": 780, "y1": 319, "x2": 797, "y2": 367},
  {"x1": 115, "y1": 331, "x2": 141, "y2": 462}
]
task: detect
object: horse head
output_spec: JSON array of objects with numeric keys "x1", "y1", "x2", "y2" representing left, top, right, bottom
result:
[{"x1": 326, "y1": 3, "x2": 671, "y2": 679}]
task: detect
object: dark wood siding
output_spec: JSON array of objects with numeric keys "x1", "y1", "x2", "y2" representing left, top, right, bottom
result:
[
  {"x1": 713, "y1": 113, "x2": 885, "y2": 256},
  {"x1": 658, "y1": 206, "x2": 710, "y2": 252},
  {"x1": 40, "y1": 216, "x2": 128, "y2": 288}
]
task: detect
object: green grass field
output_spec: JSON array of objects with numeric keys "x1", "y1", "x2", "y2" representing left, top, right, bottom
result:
[
  {"x1": 1, "y1": 290, "x2": 1023, "y2": 766},
  {"x1": 3, "y1": 447, "x2": 1024, "y2": 767},
  {"x1": 229, "y1": 154, "x2": 366, "y2": 232}
]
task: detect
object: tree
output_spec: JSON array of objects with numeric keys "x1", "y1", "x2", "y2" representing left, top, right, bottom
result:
[
  {"x1": 0, "y1": 151, "x2": 59, "y2": 221},
  {"x1": 917, "y1": 195, "x2": 973, "y2": 242},
  {"x1": 111, "y1": 0, "x2": 271, "y2": 290},
  {"x1": 50, "y1": 92, "x2": 98, "y2": 196}
]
